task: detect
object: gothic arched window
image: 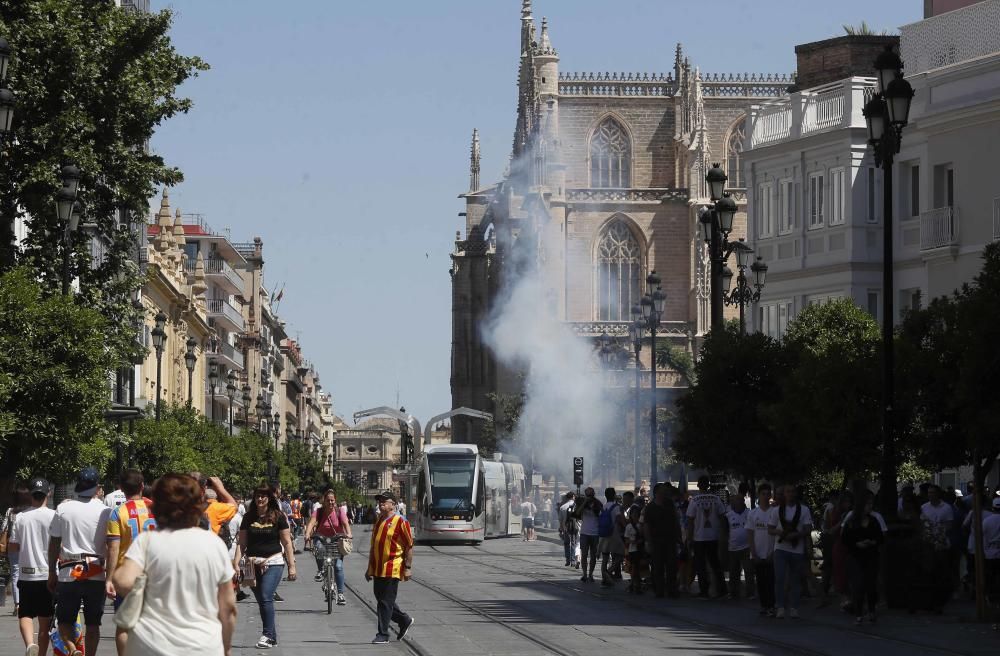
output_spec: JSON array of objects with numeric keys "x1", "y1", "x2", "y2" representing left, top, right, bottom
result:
[
  {"x1": 590, "y1": 118, "x2": 631, "y2": 188},
  {"x1": 725, "y1": 117, "x2": 746, "y2": 189},
  {"x1": 595, "y1": 219, "x2": 642, "y2": 321}
]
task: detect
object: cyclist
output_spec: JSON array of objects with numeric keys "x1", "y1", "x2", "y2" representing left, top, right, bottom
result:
[{"x1": 303, "y1": 489, "x2": 352, "y2": 606}]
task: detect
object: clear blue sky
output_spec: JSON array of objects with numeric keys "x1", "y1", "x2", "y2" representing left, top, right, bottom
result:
[{"x1": 154, "y1": 0, "x2": 922, "y2": 425}]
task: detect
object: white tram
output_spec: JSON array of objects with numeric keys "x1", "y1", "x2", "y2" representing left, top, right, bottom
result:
[{"x1": 411, "y1": 444, "x2": 526, "y2": 544}]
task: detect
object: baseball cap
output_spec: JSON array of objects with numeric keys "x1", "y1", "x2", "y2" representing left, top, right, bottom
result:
[
  {"x1": 29, "y1": 477, "x2": 49, "y2": 497},
  {"x1": 75, "y1": 467, "x2": 100, "y2": 496},
  {"x1": 374, "y1": 490, "x2": 397, "y2": 503}
]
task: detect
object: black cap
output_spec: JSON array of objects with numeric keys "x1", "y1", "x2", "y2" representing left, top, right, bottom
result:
[
  {"x1": 29, "y1": 477, "x2": 49, "y2": 497},
  {"x1": 75, "y1": 467, "x2": 100, "y2": 495},
  {"x1": 374, "y1": 490, "x2": 397, "y2": 503}
]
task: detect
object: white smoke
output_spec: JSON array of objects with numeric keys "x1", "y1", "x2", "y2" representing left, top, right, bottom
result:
[{"x1": 481, "y1": 215, "x2": 619, "y2": 488}]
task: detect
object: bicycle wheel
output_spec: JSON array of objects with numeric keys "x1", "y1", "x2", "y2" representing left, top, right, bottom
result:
[{"x1": 326, "y1": 560, "x2": 334, "y2": 614}]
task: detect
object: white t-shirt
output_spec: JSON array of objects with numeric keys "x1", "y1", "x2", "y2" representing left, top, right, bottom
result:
[
  {"x1": 624, "y1": 523, "x2": 639, "y2": 553},
  {"x1": 49, "y1": 498, "x2": 111, "y2": 582},
  {"x1": 125, "y1": 528, "x2": 235, "y2": 656},
  {"x1": 579, "y1": 497, "x2": 602, "y2": 536},
  {"x1": 921, "y1": 501, "x2": 954, "y2": 525},
  {"x1": 725, "y1": 508, "x2": 750, "y2": 552},
  {"x1": 520, "y1": 501, "x2": 536, "y2": 520},
  {"x1": 841, "y1": 510, "x2": 888, "y2": 533},
  {"x1": 686, "y1": 493, "x2": 727, "y2": 542},
  {"x1": 746, "y1": 507, "x2": 775, "y2": 559},
  {"x1": 983, "y1": 513, "x2": 1000, "y2": 559},
  {"x1": 768, "y1": 504, "x2": 813, "y2": 555},
  {"x1": 9, "y1": 505, "x2": 56, "y2": 581},
  {"x1": 227, "y1": 510, "x2": 244, "y2": 560},
  {"x1": 104, "y1": 489, "x2": 127, "y2": 508}
]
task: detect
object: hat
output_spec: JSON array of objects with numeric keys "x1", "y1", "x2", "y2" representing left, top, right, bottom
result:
[
  {"x1": 29, "y1": 477, "x2": 49, "y2": 497},
  {"x1": 992, "y1": 497, "x2": 1000, "y2": 510},
  {"x1": 205, "y1": 488, "x2": 218, "y2": 500},
  {"x1": 75, "y1": 467, "x2": 100, "y2": 496},
  {"x1": 374, "y1": 490, "x2": 397, "y2": 503}
]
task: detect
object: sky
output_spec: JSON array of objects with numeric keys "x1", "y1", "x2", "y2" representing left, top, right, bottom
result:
[{"x1": 153, "y1": 0, "x2": 923, "y2": 426}]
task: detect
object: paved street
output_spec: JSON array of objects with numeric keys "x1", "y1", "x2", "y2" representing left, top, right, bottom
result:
[{"x1": 1, "y1": 528, "x2": 997, "y2": 655}]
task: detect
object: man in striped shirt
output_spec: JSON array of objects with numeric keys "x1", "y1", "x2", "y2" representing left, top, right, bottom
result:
[{"x1": 365, "y1": 490, "x2": 414, "y2": 644}]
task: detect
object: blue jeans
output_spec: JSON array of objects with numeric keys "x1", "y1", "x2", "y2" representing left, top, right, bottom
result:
[
  {"x1": 312, "y1": 538, "x2": 345, "y2": 594},
  {"x1": 251, "y1": 564, "x2": 284, "y2": 641},
  {"x1": 773, "y1": 549, "x2": 805, "y2": 610}
]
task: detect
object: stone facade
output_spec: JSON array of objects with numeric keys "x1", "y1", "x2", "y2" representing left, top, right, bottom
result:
[
  {"x1": 793, "y1": 35, "x2": 899, "y2": 91},
  {"x1": 449, "y1": 2, "x2": 790, "y2": 444}
]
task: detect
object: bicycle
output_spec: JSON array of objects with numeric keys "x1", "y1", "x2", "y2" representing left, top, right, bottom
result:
[{"x1": 318, "y1": 536, "x2": 343, "y2": 614}]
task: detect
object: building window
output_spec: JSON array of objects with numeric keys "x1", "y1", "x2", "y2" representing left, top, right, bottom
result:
[
  {"x1": 367, "y1": 471, "x2": 380, "y2": 490},
  {"x1": 910, "y1": 164, "x2": 920, "y2": 218},
  {"x1": 809, "y1": 172, "x2": 825, "y2": 228},
  {"x1": 589, "y1": 118, "x2": 631, "y2": 188},
  {"x1": 759, "y1": 300, "x2": 793, "y2": 338},
  {"x1": 867, "y1": 290, "x2": 880, "y2": 321},
  {"x1": 595, "y1": 219, "x2": 642, "y2": 321},
  {"x1": 829, "y1": 168, "x2": 845, "y2": 226},
  {"x1": 725, "y1": 117, "x2": 746, "y2": 189},
  {"x1": 866, "y1": 167, "x2": 879, "y2": 223},
  {"x1": 757, "y1": 182, "x2": 774, "y2": 238},
  {"x1": 778, "y1": 179, "x2": 794, "y2": 234}
]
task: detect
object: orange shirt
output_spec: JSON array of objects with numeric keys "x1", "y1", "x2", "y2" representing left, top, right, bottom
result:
[
  {"x1": 205, "y1": 500, "x2": 236, "y2": 535},
  {"x1": 367, "y1": 513, "x2": 412, "y2": 579}
]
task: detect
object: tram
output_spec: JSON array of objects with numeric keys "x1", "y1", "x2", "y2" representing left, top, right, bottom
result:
[{"x1": 411, "y1": 444, "x2": 526, "y2": 544}]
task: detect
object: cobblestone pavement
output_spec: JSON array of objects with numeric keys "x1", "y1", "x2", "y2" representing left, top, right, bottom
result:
[{"x1": 1, "y1": 527, "x2": 998, "y2": 655}]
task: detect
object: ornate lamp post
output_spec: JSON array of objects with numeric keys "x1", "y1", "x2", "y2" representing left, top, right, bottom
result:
[
  {"x1": 151, "y1": 311, "x2": 167, "y2": 421},
  {"x1": 721, "y1": 240, "x2": 768, "y2": 335},
  {"x1": 627, "y1": 315, "x2": 643, "y2": 489},
  {"x1": 56, "y1": 163, "x2": 81, "y2": 295},
  {"x1": 241, "y1": 384, "x2": 251, "y2": 427},
  {"x1": 273, "y1": 410, "x2": 281, "y2": 450},
  {"x1": 225, "y1": 370, "x2": 237, "y2": 436},
  {"x1": 631, "y1": 271, "x2": 666, "y2": 486},
  {"x1": 863, "y1": 44, "x2": 914, "y2": 518},
  {"x1": 700, "y1": 166, "x2": 741, "y2": 329},
  {"x1": 207, "y1": 361, "x2": 219, "y2": 424},
  {"x1": 255, "y1": 392, "x2": 265, "y2": 432},
  {"x1": 184, "y1": 337, "x2": 197, "y2": 407}
]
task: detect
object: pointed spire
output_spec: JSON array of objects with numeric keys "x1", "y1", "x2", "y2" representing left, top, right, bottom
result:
[
  {"x1": 522, "y1": 0, "x2": 532, "y2": 20},
  {"x1": 537, "y1": 16, "x2": 555, "y2": 55},
  {"x1": 469, "y1": 128, "x2": 481, "y2": 192}
]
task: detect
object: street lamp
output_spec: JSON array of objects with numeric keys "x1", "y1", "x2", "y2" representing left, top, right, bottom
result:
[
  {"x1": 701, "y1": 164, "x2": 744, "y2": 329},
  {"x1": 151, "y1": 311, "x2": 167, "y2": 421},
  {"x1": 57, "y1": 163, "x2": 81, "y2": 295},
  {"x1": 863, "y1": 44, "x2": 914, "y2": 518},
  {"x1": 184, "y1": 337, "x2": 197, "y2": 407},
  {"x1": 628, "y1": 314, "x2": 643, "y2": 489},
  {"x1": 241, "y1": 384, "x2": 251, "y2": 427},
  {"x1": 225, "y1": 370, "x2": 237, "y2": 436},
  {"x1": 207, "y1": 361, "x2": 219, "y2": 424},
  {"x1": 722, "y1": 240, "x2": 768, "y2": 335},
  {"x1": 631, "y1": 270, "x2": 666, "y2": 486}
]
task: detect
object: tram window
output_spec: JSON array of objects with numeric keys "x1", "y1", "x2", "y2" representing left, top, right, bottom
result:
[
  {"x1": 416, "y1": 472, "x2": 426, "y2": 512},
  {"x1": 476, "y1": 471, "x2": 486, "y2": 516},
  {"x1": 428, "y1": 456, "x2": 476, "y2": 511}
]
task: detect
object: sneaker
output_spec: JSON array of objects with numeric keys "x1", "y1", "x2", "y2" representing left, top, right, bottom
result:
[
  {"x1": 580, "y1": 575, "x2": 588, "y2": 582},
  {"x1": 255, "y1": 636, "x2": 276, "y2": 649},
  {"x1": 775, "y1": 608, "x2": 785, "y2": 619},
  {"x1": 314, "y1": 573, "x2": 323, "y2": 582},
  {"x1": 397, "y1": 616, "x2": 414, "y2": 640},
  {"x1": 273, "y1": 592, "x2": 284, "y2": 602},
  {"x1": 26, "y1": 645, "x2": 39, "y2": 656},
  {"x1": 337, "y1": 593, "x2": 346, "y2": 606},
  {"x1": 236, "y1": 590, "x2": 249, "y2": 602},
  {"x1": 371, "y1": 635, "x2": 390, "y2": 644},
  {"x1": 789, "y1": 608, "x2": 800, "y2": 619}
]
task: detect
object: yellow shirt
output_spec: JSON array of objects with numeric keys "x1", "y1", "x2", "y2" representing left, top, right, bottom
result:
[
  {"x1": 367, "y1": 513, "x2": 412, "y2": 579},
  {"x1": 106, "y1": 498, "x2": 156, "y2": 567}
]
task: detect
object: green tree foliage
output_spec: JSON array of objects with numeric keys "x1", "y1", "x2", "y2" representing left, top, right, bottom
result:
[
  {"x1": 656, "y1": 342, "x2": 695, "y2": 384},
  {"x1": 0, "y1": 1, "x2": 208, "y2": 364},
  {"x1": 842, "y1": 21, "x2": 890, "y2": 36},
  {"x1": 481, "y1": 390, "x2": 525, "y2": 456},
  {"x1": 771, "y1": 299, "x2": 882, "y2": 482},
  {"x1": 0, "y1": 267, "x2": 116, "y2": 480},
  {"x1": 673, "y1": 326, "x2": 791, "y2": 482}
]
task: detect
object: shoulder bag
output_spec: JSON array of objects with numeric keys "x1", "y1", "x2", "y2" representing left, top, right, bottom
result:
[
  {"x1": 113, "y1": 533, "x2": 151, "y2": 630},
  {"x1": 338, "y1": 535, "x2": 353, "y2": 556}
]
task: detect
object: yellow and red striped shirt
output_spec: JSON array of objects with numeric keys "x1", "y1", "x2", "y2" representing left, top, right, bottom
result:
[{"x1": 367, "y1": 513, "x2": 412, "y2": 579}]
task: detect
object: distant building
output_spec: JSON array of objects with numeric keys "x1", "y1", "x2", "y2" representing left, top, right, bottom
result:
[{"x1": 332, "y1": 417, "x2": 403, "y2": 501}]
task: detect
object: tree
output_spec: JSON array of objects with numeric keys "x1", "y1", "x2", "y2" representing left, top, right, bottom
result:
[
  {"x1": 0, "y1": 1, "x2": 208, "y2": 366},
  {"x1": 771, "y1": 299, "x2": 882, "y2": 486},
  {"x1": 842, "y1": 21, "x2": 890, "y2": 36},
  {"x1": 674, "y1": 325, "x2": 792, "y2": 483},
  {"x1": 480, "y1": 390, "x2": 525, "y2": 456},
  {"x1": 0, "y1": 267, "x2": 117, "y2": 481}
]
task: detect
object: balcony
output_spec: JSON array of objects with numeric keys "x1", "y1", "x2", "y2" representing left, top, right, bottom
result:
[
  {"x1": 749, "y1": 78, "x2": 873, "y2": 149},
  {"x1": 215, "y1": 341, "x2": 245, "y2": 370},
  {"x1": 901, "y1": 1, "x2": 1000, "y2": 75},
  {"x1": 208, "y1": 298, "x2": 245, "y2": 332},
  {"x1": 920, "y1": 207, "x2": 959, "y2": 255},
  {"x1": 187, "y1": 257, "x2": 243, "y2": 294}
]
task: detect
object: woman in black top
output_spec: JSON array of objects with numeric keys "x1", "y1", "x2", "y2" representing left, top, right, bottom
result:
[
  {"x1": 841, "y1": 492, "x2": 884, "y2": 624},
  {"x1": 239, "y1": 484, "x2": 296, "y2": 649}
]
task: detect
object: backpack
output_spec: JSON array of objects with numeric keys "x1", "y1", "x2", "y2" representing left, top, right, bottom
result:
[
  {"x1": 598, "y1": 502, "x2": 619, "y2": 538},
  {"x1": 219, "y1": 520, "x2": 234, "y2": 550}
]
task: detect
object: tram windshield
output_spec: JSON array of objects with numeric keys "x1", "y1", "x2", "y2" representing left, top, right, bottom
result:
[{"x1": 427, "y1": 455, "x2": 476, "y2": 511}]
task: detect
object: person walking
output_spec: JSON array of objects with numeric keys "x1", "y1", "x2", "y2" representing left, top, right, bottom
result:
[
  {"x1": 8, "y1": 477, "x2": 55, "y2": 656},
  {"x1": 747, "y1": 483, "x2": 776, "y2": 616},
  {"x1": 768, "y1": 483, "x2": 813, "y2": 619},
  {"x1": 366, "y1": 490, "x2": 414, "y2": 645},
  {"x1": 686, "y1": 475, "x2": 728, "y2": 598},
  {"x1": 598, "y1": 487, "x2": 626, "y2": 587},
  {"x1": 558, "y1": 492, "x2": 579, "y2": 568},
  {"x1": 303, "y1": 489, "x2": 352, "y2": 605},
  {"x1": 841, "y1": 491, "x2": 884, "y2": 624},
  {"x1": 576, "y1": 488, "x2": 603, "y2": 583},
  {"x1": 643, "y1": 483, "x2": 681, "y2": 598},
  {"x1": 725, "y1": 493, "x2": 753, "y2": 599},
  {"x1": 111, "y1": 473, "x2": 236, "y2": 656},
  {"x1": 520, "y1": 498, "x2": 537, "y2": 542},
  {"x1": 238, "y1": 484, "x2": 296, "y2": 649},
  {"x1": 105, "y1": 469, "x2": 156, "y2": 656},
  {"x1": 2, "y1": 481, "x2": 30, "y2": 615},
  {"x1": 47, "y1": 467, "x2": 112, "y2": 656}
]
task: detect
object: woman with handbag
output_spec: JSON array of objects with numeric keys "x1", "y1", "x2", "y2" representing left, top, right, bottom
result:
[
  {"x1": 303, "y1": 489, "x2": 352, "y2": 606},
  {"x1": 111, "y1": 473, "x2": 237, "y2": 656},
  {"x1": 239, "y1": 484, "x2": 296, "y2": 650}
]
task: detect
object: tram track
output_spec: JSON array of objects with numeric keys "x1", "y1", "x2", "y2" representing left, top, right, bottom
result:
[
  {"x1": 342, "y1": 577, "x2": 434, "y2": 656},
  {"x1": 425, "y1": 542, "x2": 973, "y2": 656}
]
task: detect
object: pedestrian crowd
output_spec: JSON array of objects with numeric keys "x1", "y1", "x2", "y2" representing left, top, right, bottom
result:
[
  {"x1": 0, "y1": 467, "x2": 415, "y2": 655},
  {"x1": 553, "y1": 475, "x2": 1000, "y2": 625}
]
